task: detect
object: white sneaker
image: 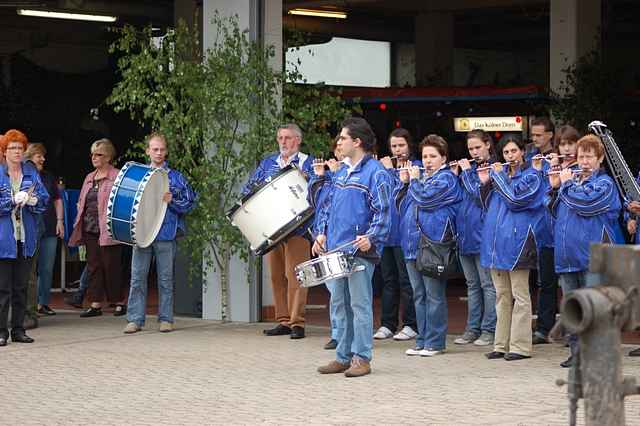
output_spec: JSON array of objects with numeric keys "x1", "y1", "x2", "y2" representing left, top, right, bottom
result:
[
  {"x1": 405, "y1": 347, "x2": 422, "y2": 356},
  {"x1": 373, "y1": 326, "x2": 393, "y2": 340},
  {"x1": 123, "y1": 322, "x2": 141, "y2": 334},
  {"x1": 393, "y1": 326, "x2": 417, "y2": 341},
  {"x1": 419, "y1": 348, "x2": 445, "y2": 357}
]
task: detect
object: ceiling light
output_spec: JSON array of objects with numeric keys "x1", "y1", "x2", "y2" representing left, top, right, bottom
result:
[
  {"x1": 288, "y1": 8, "x2": 347, "y2": 19},
  {"x1": 17, "y1": 9, "x2": 117, "y2": 22}
]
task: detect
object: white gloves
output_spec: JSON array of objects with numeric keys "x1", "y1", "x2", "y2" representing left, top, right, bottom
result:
[
  {"x1": 13, "y1": 191, "x2": 37, "y2": 207},
  {"x1": 13, "y1": 191, "x2": 29, "y2": 206}
]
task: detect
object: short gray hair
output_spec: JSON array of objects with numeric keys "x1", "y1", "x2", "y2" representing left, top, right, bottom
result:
[{"x1": 278, "y1": 123, "x2": 302, "y2": 140}]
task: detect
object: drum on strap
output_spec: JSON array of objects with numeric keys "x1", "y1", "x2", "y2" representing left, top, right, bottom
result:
[
  {"x1": 227, "y1": 164, "x2": 313, "y2": 256},
  {"x1": 107, "y1": 162, "x2": 169, "y2": 248},
  {"x1": 295, "y1": 252, "x2": 364, "y2": 288}
]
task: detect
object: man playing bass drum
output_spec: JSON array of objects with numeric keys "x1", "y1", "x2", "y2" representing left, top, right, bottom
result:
[{"x1": 242, "y1": 124, "x2": 314, "y2": 340}]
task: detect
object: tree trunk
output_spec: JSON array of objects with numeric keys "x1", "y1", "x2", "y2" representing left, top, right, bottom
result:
[{"x1": 219, "y1": 243, "x2": 231, "y2": 322}]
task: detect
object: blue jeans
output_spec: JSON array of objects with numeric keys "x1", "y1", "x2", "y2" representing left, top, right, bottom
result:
[
  {"x1": 127, "y1": 240, "x2": 176, "y2": 326},
  {"x1": 37, "y1": 236, "x2": 59, "y2": 305},
  {"x1": 406, "y1": 261, "x2": 448, "y2": 350},
  {"x1": 459, "y1": 254, "x2": 496, "y2": 334},
  {"x1": 325, "y1": 281, "x2": 339, "y2": 340},
  {"x1": 79, "y1": 265, "x2": 89, "y2": 291},
  {"x1": 327, "y1": 257, "x2": 375, "y2": 363}
]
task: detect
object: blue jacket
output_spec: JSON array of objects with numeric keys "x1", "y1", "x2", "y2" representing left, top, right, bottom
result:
[
  {"x1": 394, "y1": 168, "x2": 462, "y2": 260},
  {"x1": 308, "y1": 168, "x2": 341, "y2": 239},
  {"x1": 480, "y1": 165, "x2": 548, "y2": 271},
  {"x1": 315, "y1": 155, "x2": 392, "y2": 261},
  {"x1": 456, "y1": 165, "x2": 486, "y2": 256},
  {"x1": 0, "y1": 163, "x2": 50, "y2": 259},
  {"x1": 243, "y1": 151, "x2": 314, "y2": 238},
  {"x1": 155, "y1": 163, "x2": 197, "y2": 241},
  {"x1": 548, "y1": 169, "x2": 624, "y2": 273},
  {"x1": 384, "y1": 159, "x2": 422, "y2": 247}
]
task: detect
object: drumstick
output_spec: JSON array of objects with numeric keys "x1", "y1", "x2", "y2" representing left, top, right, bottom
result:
[{"x1": 325, "y1": 233, "x2": 374, "y2": 255}]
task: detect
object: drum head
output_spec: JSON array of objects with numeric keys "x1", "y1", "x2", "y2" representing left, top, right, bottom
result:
[{"x1": 134, "y1": 169, "x2": 169, "y2": 248}]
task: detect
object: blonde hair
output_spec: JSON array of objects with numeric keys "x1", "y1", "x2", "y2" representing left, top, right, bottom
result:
[
  {"x1": 90, "y1": 138, "x2": 116, "y2": 163},
  {"x1": 25, "y1": 143, "x2": 47, "y2": 160}
]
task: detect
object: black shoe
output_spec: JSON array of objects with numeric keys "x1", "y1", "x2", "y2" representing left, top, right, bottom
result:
[
  {"x1": 324, "y1": 339, "x2": 337, "y2": 350},
  {"x1": 560, "y1": 355, "x2": 574, "y2": 368},
  {"x1": 80, "y1": 307, "x2": 102, "y2": 318},
  {"x1": 263, "y1": 324, "x2": 291, "y2": 336},
  {"x1": 113, "y1": 304, "x2": 127, "y2": 317},
  {"x1": 0, "y1": 337, "x2": 7, "y2": 347},
  {"x1": 37, "y1": 305, "x2": 56, "y2": 316},
  {"x1": 532, "y1": 332, "x2": 549, "y2": 345},
  {"x1": 504, "y1": 352, "x2": 531, "y2": 361},
  {"x1": 629, "y1": 348, "x2": 640, "y2": 357},
  {"x1": 290, "y1": 326, "x2": 305, "y2": 339},
  {"x1": 11, "y1": 331, "x2": 34, "y2": 343},
  {"x1": 485, "y1": 351, "x2": 505, "y2": 359}
]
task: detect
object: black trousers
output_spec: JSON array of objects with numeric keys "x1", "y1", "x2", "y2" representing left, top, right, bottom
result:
[
  {"x1": 0, "y1": 243, "x2": 34, "y2": 337},
  {"x1": 380, "y1": 246, "x2": 416, "y2": 331},
  {"x1": 535, "y1": 247, "x2": 559, "y2": 336}
]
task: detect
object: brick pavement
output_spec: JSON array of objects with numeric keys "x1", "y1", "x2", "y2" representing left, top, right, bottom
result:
[{"x1": 1, "y1": 313, "x2": 640, "y2": 425}]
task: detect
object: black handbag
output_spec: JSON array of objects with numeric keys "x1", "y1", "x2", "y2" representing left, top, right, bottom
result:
[{"x1": 415, "y1": 207, "x2": 458, "y2": 279}]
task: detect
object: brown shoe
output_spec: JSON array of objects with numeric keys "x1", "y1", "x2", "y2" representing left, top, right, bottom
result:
[
  {"x1": 317, "y1": 360, "x2": 350, "y2": 374},
  {"x1": 344, "y1": 357, "x2": 371, "y2": 378}
]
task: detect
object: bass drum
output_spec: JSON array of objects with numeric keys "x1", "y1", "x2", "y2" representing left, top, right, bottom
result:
[
  {"x1": 227, "y1": 164, "x2": 313, "y2": 255},
  {"x1": 106, "y1": 162, "x2": 169, "y2": 248}
]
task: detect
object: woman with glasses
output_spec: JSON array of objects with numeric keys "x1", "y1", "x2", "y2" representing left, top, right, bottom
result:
[
  {"x1": 69, "y1": 139, "x2": 126, "y2": 318},
  {"x1": 0, "y1": 129, "x2": 49, "y2": 346}
]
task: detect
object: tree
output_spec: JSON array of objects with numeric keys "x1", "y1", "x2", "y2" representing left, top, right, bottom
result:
[{"x1": 108, "y1": 14, "x2": 353, "y2": 320}]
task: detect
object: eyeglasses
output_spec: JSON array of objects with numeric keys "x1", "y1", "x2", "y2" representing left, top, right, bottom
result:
[{"x1": 6, "y1": 146, "x2": 24, "y2": 152}]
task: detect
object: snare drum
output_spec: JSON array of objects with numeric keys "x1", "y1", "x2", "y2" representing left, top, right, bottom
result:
[
  {"x1": 295, "y1": 251, "x2": 363, "y2": 288},
  {"x1": 106, "y1": 162, "x2": 169, "y2": 248},
  {"x1": 227, "y1": 164, "x2": 313, "y2": 255}
]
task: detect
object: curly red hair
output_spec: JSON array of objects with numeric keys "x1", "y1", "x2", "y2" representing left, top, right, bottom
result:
[{"x1": 1, "y1": 129, "x2": 28, "y2": 153}]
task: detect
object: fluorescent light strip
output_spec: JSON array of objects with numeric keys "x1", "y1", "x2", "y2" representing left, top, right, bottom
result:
[
  {"x1": 288, "y1": 8, "x2": 347, "y2": 19},
  {"x1": 17, "y1": 9, "x2": 117, "y2": 22}
]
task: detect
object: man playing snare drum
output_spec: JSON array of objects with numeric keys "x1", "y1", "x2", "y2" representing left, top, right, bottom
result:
[
  {"x1": 123, "y1": 133, "x2": 197, "y2": 334},
  {"x1": 242, "y1": 123, "x2": 314, "y2": 340}
]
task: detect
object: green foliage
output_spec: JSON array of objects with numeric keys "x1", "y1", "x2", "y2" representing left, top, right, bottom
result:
[
  {"x1": 283, "y1": 29, "x2": 359, "y2": 158},
  {"x1": 108, "y1": 14, "x2": 279, "y2": 280},
  {"x1": 550, "y1": 50, "x2": 624, "y2": 133},
  {"x1": 107, "y1": 13, "x2": 354, "y2": 318}
]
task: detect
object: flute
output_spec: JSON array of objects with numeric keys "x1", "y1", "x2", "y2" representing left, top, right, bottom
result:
[
  {"x1": 545, "y1": 167, "x2": 592, "y2": 176},
  {"x1": 532, "y1": 153, "x2": 575, "y2": 162},
  {"x1": 476, "y1": 160, "x2": 520, "y2": 172}
]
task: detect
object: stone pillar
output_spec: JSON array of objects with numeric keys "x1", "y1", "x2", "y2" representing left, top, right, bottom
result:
[
  {"x1": 414, "y1": 12, "x2": 454, "y2": 86},
  {"x1": 200, "y1": 0, "x2": 282, "y2": 322},
  {"x1": 550, "y1": 0, "x2": 601, "y2": 94}
]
